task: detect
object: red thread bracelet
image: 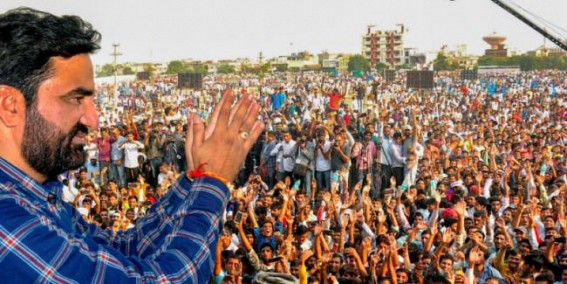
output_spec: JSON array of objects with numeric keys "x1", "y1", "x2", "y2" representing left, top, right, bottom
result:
[{"x1": 187, "y1": 163, "x2": 230, "y2": 185}]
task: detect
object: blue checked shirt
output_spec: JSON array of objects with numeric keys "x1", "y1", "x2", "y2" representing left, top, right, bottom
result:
[{"x1": 0, "y1": 157, "x2": 228, "y2": 283}]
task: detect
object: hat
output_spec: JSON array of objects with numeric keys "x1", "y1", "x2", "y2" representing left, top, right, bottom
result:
[
  {"x1": 469, "y1": 185, "x2": 479, "y2": 195},
  {"x1": 402, "y1": 125, "x2": 412, "y2": 131},
  {"x1": 514, "y1": 227, "x2": 528, "y2": 234},
  {"x1": 442, "y1": 208, "x2": 458, "y2": 220}
]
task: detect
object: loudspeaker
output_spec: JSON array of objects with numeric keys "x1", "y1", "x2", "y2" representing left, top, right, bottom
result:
[
  {"x1": 460, "y1": 70, "x2": 478, "y2": 81},
  {"x1": 407, "y1": 71, "x2": 419, "y2": 89},
  {"x1": 178, "y1": 73, "x2": 203, "y2": 89},
  {"x1": 406, "y1": 70, "x2": 434, "y2": 89},
  {"x1": 421, "y1": 71, "x2": 434, "y2": 89},
  {"x1": 136, "y1": 71, "x2": 151, "y2": 81}
]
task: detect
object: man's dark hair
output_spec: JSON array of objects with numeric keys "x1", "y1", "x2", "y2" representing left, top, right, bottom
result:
[
  {"x1": 524, "y1": 252, "x2": 544, "y2": 270},
  {"x1": 439, "y1": 254, "x2": 453, "y2": 264},
  {"x1": 424, "y1": 273, "x2": 452, "y2": 284},
  {"x1": 506, "y1": 248, "x2": 520, "y2": 257},
  {"x1": 475, "y1": 196, "x2": 488, "y2": 207},
  {"x1": 534, "y1": 271, "x2": 554, "y2": 284},
  {"x1": 0, "y1": 7, "x2": 101, "y2": 106}
]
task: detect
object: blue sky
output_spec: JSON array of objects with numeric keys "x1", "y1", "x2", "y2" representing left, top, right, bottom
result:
[{"x1": 2, "y1": 0, "x2": 566, "y2": 65}]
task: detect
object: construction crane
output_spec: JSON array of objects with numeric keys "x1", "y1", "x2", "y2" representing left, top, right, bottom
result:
[{"x1": 490, "y1": 0, "x2": 567, "y2": 52}]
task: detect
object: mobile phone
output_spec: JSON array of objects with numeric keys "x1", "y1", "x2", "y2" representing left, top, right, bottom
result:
[
  {"x1": 323, "y1": 230, "x2": 333, "y2": 236},
  {"x1": 266, "y1": 256, "x2": 283, "y2": 263},
  {"x1": 233, "y1": 211, "x2": 243, "y2": 224},
  {"x1": 555, "y1": 237, "x2": 566, "y2": 243},
  {"x1": 292, "y1": 180, "x2": 301, "y2": 189}
]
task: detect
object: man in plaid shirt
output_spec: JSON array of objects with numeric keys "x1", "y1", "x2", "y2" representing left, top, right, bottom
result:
[{"x1": 0, "y1": 8, "x2": 263, "y2": 283}]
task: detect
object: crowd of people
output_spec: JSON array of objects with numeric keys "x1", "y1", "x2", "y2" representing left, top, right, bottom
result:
[{"x1": 71, "y1": 69, "x2": 567, "y2": 284}]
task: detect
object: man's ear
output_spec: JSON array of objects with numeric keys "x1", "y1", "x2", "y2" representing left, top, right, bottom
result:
[{"x1": 0, "y1": 85, "x2": 26, "y2": 127}]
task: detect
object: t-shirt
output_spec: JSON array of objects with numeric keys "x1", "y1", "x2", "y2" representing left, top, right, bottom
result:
[
  {"x1": 331, "y1": 141, "x2": 352, "y2": 171},
  {"x1": 315, "y1": 141, "x2": 331, "y2": 171},
  {"x1": 84, "y1": 143, "x2": 99, "y2": 161},
  {"x1": 327, "y1": 93, "x2": 342, "y2": 111},
  {"x1": 120, "y1": 141, "x2": 144, "y2": 169}
]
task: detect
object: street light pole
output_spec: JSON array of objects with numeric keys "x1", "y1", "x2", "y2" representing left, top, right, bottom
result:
[{"x1": 110, "y1": 43, "x2": 122, "y2": 111}]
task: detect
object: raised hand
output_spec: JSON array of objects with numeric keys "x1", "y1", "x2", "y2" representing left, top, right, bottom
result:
[
  {"x1": 468, "y1": 246, "x2": 481, "y2": 265},
  {"x1": 454, "y1": 201, "x2": 466, "y2": 217},
  {"x1": 186, "y1": 89, "x2": 264, "y2": 181},
  {"x1": 390, "y1": 176, "x2": 397, "y2": 188},
  {"x1": 442, "y1": 228, "x2": 455, "y2": 244},
  {"x1": 377, "y1": 210, "x2": 386, "y2": 224},
  {"x1": 300, "y1": 250, "x2": 314, "y2": 264},
  {"x1": 341, "y1": 213, "x2": 350, "y2": 228}
]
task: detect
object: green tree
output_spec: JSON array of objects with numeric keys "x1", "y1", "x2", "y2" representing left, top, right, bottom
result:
[
  {"x1": 396, "y1": 63, "x2": 411, "y2": 70},
  {"x1": 122, "y1": 66, "x2": 135, "y2": 75},
  {"x1": 257, "y1": 63, "x2": 271, "y2": 77},
  {"x1": 375, "y1": 62, "x2": 389, "y2": 72},
  {"x1": 274, "y1": 64, "x2": 288, "y2": 72},
  {"x1": 143, "y1": 64, "x2": 156, "y2": 74},
  {"x1": 96, "y1": 63, "x2": 115, "y2": 77},
  {"x1": 433, "y1": 52, "x2": 450, "y2": 71},
  {"x1": 477, "y1": 55, "x2": 567, "y2": 71},
  {"x1": 189, "y1": 64, "x2": 208, "y2": 74},
  {"x1": 348, "y1": 55, "x2": 370, "y2": 72},
  {"x1": 166, "y1": 60, "x2": 187, "y2": 74},
  {"x1": 240, "y1": 63, "x2": 251, "y2": 74},
  {"x1": 217, "y1": 64, "x2": 235, "y2": 74}
]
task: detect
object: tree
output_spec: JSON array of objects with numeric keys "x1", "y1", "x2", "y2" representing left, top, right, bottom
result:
[
  {"x1": 217, "y1": 64, "x2": 235, "y2": 74},
  {"x1": 274, "y1": 64, "x2": 288, "y2": 72},
  {"x1": 143, "y1": 64, "x2": 156, "y2": 74},
  {"x1": 348, "y1": 55, "x2": 370, "y2": 72},
  {"x1": 433, "y1": 52, "x2": 450, "y2": 71},
  {"x1": 166, "y1": 60, "x2": 187, "y2": 74},
  {"x1": 96, "y1": 64, "x2": 115, "y2": 77},
  {"x1": 375, "y1": 62, "x2": 389, "y2": 72},
  {"x1": 257, "y1": 63, "x2": 271, "y2": 77},
  {"x1": 189, "y1": 64, "x2": 208, "y2": 74},
  {"x1": 122, "y1": 66, "x2": 135, "y2": 75},
  {"x1": 477, "y1": 55, "x2": 567, "y2": 71},
  {"x1": 432, "y1": 52, "x2": 460, "y2": 71},
  {"x1": 240, "y1": 63, "x2": 251, "y2": 74}
]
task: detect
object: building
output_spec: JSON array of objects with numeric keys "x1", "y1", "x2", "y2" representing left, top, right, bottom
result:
[
  {"x1": 527, "y1": 45, "x2": 567, "y2": 57},
  {"x1": 321, "y1": 53, "x2": 350, "y2": 74},
  {"x1": 483, "y1": 32, "x2": 508, "y2": 57},
  {"x1": 362, "y1": 24, "x2": 405, "y2": 68},
  {"x1": 404, "y1": 48, "x2": 426, "y2": 69}
]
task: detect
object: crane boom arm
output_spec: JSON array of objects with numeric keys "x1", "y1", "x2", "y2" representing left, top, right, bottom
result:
[{"x1": 490, "y1": 0, "x2": 567, "y2": 52}]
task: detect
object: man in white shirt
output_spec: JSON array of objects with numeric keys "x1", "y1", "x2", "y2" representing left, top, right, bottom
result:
[
  {"x1": 276, "y1": 131, "x2": 296, "y2": 182},
  {"x1": 314, "y1": 133, "x2": 332, "y2": 191}
]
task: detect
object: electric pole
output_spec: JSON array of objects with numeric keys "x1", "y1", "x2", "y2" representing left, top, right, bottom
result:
[{"x1": 110, "y1": 43, "x2": 122, "y2": 111}]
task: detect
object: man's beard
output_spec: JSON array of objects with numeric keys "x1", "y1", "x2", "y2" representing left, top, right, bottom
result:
[{"x1": 21, "y1": 106, "x2": 89, "y2": 180}]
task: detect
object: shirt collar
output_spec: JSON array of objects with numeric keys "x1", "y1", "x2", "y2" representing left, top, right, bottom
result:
[{"x1": 0, "y1": 157, "x2": 63, "y2": 204}]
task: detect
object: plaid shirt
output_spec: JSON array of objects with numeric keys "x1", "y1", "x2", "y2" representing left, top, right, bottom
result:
[{"x1": 0, "y1": 157, "x2": 228, "y2": 283}]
